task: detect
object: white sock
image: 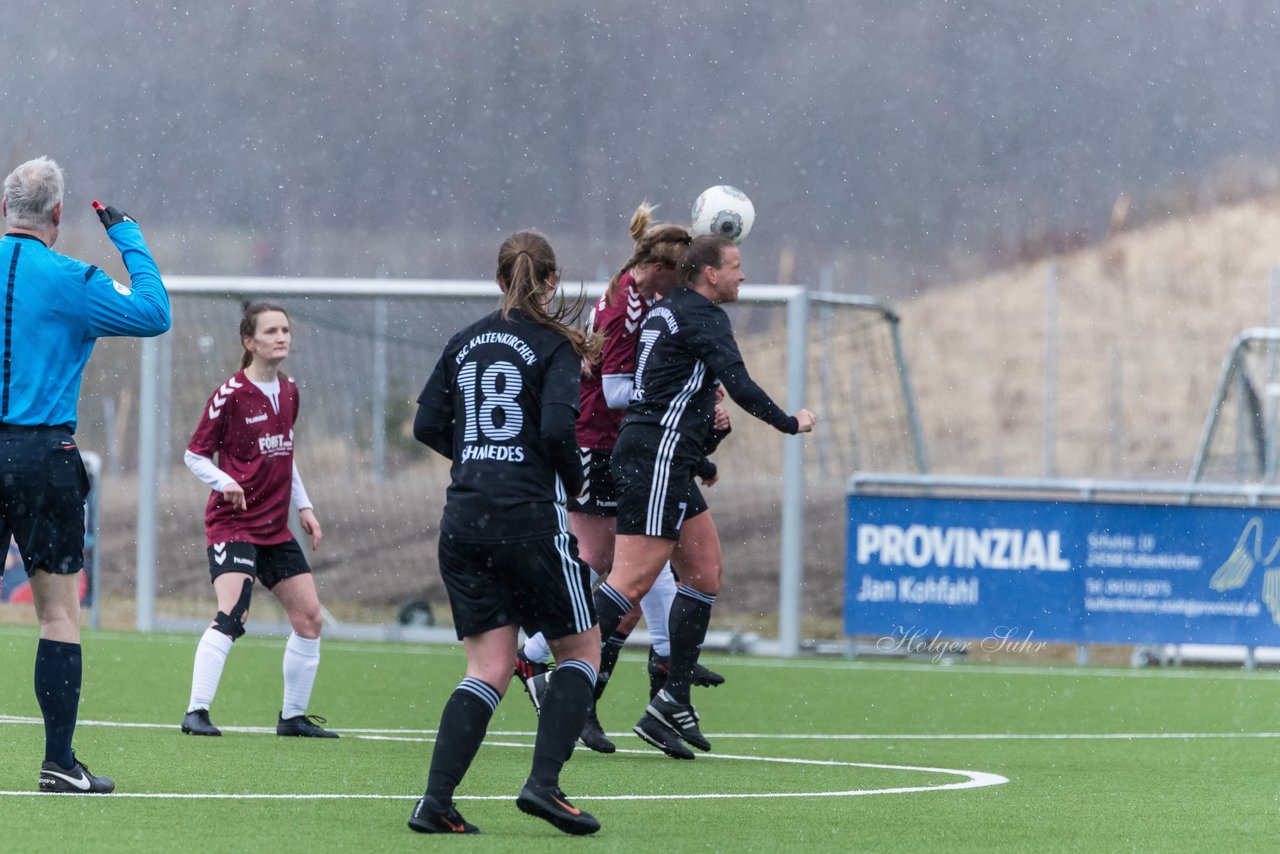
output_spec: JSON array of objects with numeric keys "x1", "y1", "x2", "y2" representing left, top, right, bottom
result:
[
  {"x1": 522, "y1": 632, "x2": 553, "y2": 665},
  {"x1": 282, "y1": 632, "x2": 321, "y2": 719},
  {"x1": 188, "y1": 627, "x2": 233, "y2": 713},
  {"x1": 642, "y1": 562, "x2": 678, "y2": 657}
]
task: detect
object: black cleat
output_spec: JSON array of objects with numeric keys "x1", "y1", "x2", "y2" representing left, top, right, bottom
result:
[
  {"x1": 646, "y1": 692, "x2": 711, "y2": 752},
  {"x1": 579, "y1": 704, "x2": 616, "y2": 754},
  {"x1": 647, "y1": 647, "x2": 669, "y2": 699},
  {"x1": 181, "y1": 708, "x2": 222, "y2": 736},
  {"x1": 693, "y1": 661, "x2": 726, "y2": 688},
  {"x1": 647, "y1": 647, "x2": 726, "y2": 697},
  {"x1": 408, "y1": 794, "x2": 479, "y2": 834},
  {"x1": 515, "y1": 648, "x2": 550, "y2": 682},
  {"x1": 518, "y1": 652, "x2": 551, "y2": 714},
  {"x1": 276, "y1": 713, "x2": 339, "y2": 738},
  {"x1": 633, "y1": 712, "x2": 695, "y2": 760},
  {"x1": 526, "y1": 671, "x2": 551, "y2": 714},
  {"x1": 516, "y1": 779, "x2": 601, "y2": 835},
  {"x1": 39, "y1": 754, "x2": 115, "y2": 794}
]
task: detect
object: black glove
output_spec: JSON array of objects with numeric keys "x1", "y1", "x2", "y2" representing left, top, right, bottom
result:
[{"x1": 91, "y1": 200, "x2": 136, "y2": 229}]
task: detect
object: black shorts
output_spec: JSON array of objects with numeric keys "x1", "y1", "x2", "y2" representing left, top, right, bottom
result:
[
  {"x1": 569, "y1": 448, "x2": 618, "y2": 517},
  {"x1": 207, "y1": 538, "x2": 310, "y2": 590},
  {"x1": 438, "y1": 532, "x2": 596, "y2": 641},
  {"x1": 611, "y1": 429, "x2": 708, "y2": 540},
  {"x1": 0, "y1": 427, "x2": 89, "y2": 576}
]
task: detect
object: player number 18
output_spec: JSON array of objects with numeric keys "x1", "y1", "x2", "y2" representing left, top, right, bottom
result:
[{"x1": 457, "y1": 360, "x2": 524, "y2": 442}]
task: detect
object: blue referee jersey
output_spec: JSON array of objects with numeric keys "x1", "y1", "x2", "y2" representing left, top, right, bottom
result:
[{"x1": 0, "y1": 221, "x2": 170, "y2": 430}]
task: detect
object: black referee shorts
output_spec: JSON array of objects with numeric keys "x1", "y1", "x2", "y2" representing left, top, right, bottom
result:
[
  {"x1": 611, "y1": 428, "x2": 708, "y2": 540},
  {"x1": 0, "y1": 427, "x2": 89, "y2": 576},
  {"x1": 438, "y1": 532, "x2": 597, "y2": 641}
]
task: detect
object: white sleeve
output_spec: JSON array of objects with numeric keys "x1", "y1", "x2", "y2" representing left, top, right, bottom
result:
[
  {"x1": 184, "y1": 449, "x2": 235, "y2": 492},
  {"x1": 292, "y1": 462, "x2": 313, "y2": 512},
  {"x1": 602, "y1": 373, "x2": 635, "y2": 409}
]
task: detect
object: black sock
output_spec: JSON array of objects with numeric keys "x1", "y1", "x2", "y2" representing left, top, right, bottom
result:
[
  {"x1": 530, "y1": 659, "x2": 596, "y2": 787},
  {"x1": 648, "y1": 646, "x2": 669, "y2": 700},
  {"x1": 595, "y1": 631, "x2": 628, "y2": 701},
  {"x1": 593, "y1": 583, "x2": 633, "y2": 642},
  {"x1": 34, "y1": 638, "x2": 81, "y2": 768},
  {"x1": 425, "y1": 677, "x2": 500, "y2": 803},
  {"x1": 665, "y1": 586, "x2": 715, "y2": 704}
]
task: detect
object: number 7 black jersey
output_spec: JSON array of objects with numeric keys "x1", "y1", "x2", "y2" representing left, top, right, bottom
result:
[
  {"x1": 623, "y1": 286, "x2": 797, "y2": 459},
  {"x1": 416, "y1": 309, "x2": 583, "y2": 543}
]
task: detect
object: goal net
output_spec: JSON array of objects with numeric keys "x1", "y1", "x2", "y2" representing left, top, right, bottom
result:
[
  {"x1": 82, "y1": 278, "x2": 926, "y2": 648},
  {"x1": 1191, "y1": 328, "x2": 1280, "y2": 484}
]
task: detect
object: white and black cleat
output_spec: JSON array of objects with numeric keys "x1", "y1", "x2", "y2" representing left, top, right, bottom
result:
[
  {"x1": 39, "y1": 755, "x2": 115, "y2": 794},
  {"x1": 646, "y1": 691, "x2": 711, "y2": 752},
  {"x1": 633, "y1": 712, "x2": 695, "y2": 760}
]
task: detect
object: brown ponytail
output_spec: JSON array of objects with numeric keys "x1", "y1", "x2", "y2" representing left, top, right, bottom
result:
[
  {"x1": 603, "y1": 203, "x2": 693, "y2": 307},
  {"x1": 496, "y1": 232, "x2": 600, "y2": 362}
]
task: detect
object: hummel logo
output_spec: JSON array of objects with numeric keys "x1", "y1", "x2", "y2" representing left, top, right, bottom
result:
[
  {"x1": 624, "y1": 288, "x2": 646, "y2": 332},
  {"x1": 208, "y1": 377, "x2": 244, "y2": 419},
  {"x1": 245, "y1": 413, "x2": 268, "y2": 425},
  {"x1": 213, "y1": 543, "x2": 227, "y2": 566},
  {"x1": 42, "y1": 768, "x2": 91, "y2": 791}
]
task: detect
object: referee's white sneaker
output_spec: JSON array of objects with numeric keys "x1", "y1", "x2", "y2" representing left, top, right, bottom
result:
[{"x1": 39, "y1": 754, "x2": 115, "y2": 794}]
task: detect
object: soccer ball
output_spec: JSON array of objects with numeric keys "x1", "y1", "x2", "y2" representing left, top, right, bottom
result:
[{"x1": 691, "y1": 185, "x2": 755, "y2": 244}]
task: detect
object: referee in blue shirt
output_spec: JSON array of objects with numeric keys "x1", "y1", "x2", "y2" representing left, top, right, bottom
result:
[{"x1": 0, "y1": 157, "x2": 170, "y2": 793}]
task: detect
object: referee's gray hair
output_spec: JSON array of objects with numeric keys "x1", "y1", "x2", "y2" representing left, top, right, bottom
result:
[{"x1": 3, "y1": 156, "x2": 65, "y2": 228}]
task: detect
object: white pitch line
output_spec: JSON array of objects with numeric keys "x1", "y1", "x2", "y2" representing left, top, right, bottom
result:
[
  {"x1": 0, "y1": 715, "x2": 1008, "y2": 800},
  {"x1": 3, "y1": 716, "x2": 1277, "y2": 741}
]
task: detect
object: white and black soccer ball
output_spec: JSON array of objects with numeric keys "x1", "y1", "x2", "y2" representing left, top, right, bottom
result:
[{"x1": 691, "y1": 185, "x2": 755, "y2": 244}]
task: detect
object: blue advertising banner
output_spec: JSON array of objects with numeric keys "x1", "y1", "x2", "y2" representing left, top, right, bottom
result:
[{"x1": 846, "y1": 494, "x2": 1280, "y2": 647}]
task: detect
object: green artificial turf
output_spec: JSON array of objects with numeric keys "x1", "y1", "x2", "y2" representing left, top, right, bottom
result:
[{"x1": 0, "y1": 626, "x2": 1277, "y2": 852}]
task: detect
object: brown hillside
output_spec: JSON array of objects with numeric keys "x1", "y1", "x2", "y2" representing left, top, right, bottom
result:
[{"x1": 898, "y1": 196, "x2": 1280, "y2": 479}]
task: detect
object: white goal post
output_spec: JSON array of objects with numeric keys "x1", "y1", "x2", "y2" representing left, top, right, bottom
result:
[{"x1": 131, "y1": 276, "x2": 927, "y2": 656}]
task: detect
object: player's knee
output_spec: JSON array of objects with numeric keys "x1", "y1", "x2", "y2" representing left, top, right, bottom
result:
[
  {"x1": 213, "y1": 609, "x2": 247, "y2": 640},
  {"x1": 214, "y1": 577, "x2": 254, "y2": 640},
  {"x1": 292, "y1": 608, "x2": 324, "y2": 638}
]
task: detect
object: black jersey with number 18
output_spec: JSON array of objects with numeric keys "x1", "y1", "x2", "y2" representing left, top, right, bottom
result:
[{"x1": 416, "y1": 309, "x2": 584, "y2": 543}]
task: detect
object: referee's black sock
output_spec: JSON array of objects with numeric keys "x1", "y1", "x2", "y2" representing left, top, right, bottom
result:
[
  {"x1": 665, "y1": 585, "x2": 716, "y2": 705},
  {"x1": 529, "y1": 659, "x2": 596, "y2": 787},
  {"x1": 34, "y1": 639, "x2": 81, "y2": 769},
  {"x1": 425, "y1": 677, "x2": 500, "y2": 803}
]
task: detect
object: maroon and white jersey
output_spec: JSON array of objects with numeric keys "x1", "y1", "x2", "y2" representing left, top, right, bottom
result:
[
  {"x1": 576, "y1": 272, "x2": 650, "y2": 450},
  {"x1": 188, "y1": 370, "x2": 299, "y2": 546}
]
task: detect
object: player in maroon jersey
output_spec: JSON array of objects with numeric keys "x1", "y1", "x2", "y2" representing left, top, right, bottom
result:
[{"x1": 179, "y1": 303, "x2": 337, "y2": 739}]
